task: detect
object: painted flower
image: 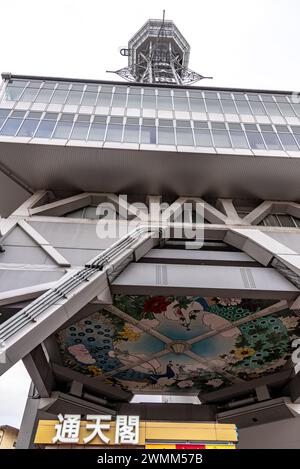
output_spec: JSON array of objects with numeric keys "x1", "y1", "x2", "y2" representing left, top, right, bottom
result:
[
  {"x1": 144, "y1": 296, "x2": 170, "y2": 314},
  {"x1": 67, "y1": 344, "x2": 96, "y2": 365},
  {"x1": 87, "y1": 365, "x2": 103, "y2": 376},
  {"x1": 139, "y1": 318, "x2": 160, "y2": 329},
  {"x1": 217, "y1": 298, "x2": 242, "y2": 307},
  {"x1": 206, "y1": 379, "x2": 224, "y2": 388},
  {"x1": 281, "y1": 316, "x2": 299, "y2": 330},
  {"x1": 117, "y1": 324, "x2": 141, "y2": 342},
  {"x1": 234, "y1": 347, "x2": 255, "y2": 360},
  {"x1": 177, "y1": 380, "x2": 194, "y2": 388}
]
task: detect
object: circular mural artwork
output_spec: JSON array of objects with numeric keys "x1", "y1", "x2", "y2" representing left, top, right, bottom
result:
[{"x1": 57, "y1": 295, "x2": 300, "y2": 394}]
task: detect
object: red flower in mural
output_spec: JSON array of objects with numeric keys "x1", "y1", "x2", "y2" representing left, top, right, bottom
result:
[{"x1": 144, "y1": 296, "x2": 170, "y2": 314}]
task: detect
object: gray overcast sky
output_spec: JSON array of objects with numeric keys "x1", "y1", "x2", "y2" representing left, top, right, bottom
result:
[{"x1": 0, "y1": 0, "x2": 300, "y2": 428}]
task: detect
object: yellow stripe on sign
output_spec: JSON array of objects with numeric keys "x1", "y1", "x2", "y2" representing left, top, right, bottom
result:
[
  {"x1": 146, "y1": 445, "x2": 176, "y2": 449},
  {"x1": 205, "y1": 445, "x2": 236, "y2": 449}
]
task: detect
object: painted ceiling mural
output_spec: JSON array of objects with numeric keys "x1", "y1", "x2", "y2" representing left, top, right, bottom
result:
[{"x1": 56, "y1": 295, "x2": 300, "y2": 395}]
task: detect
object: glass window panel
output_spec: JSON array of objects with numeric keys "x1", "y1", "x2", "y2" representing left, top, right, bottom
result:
[
  {"x1": 140, "y1": 125, "x2": 156, "y2": 144},
  {"x1": 127, "y1": 93, "x2": 141, "y2": 108},
  {"x1": 235, "y1": 100, "x2": 252, "y2": 114},
  {"x1": 173, "y1": 90, "x2": 187, "y2": 97},
  {"x1": 84, "y1": 206, "x2": 98, "y2": 219},
  {"x1": 44, "y1": 112, "x2": 59, "y2": 120},
  {"x1": 96, "y1": 92, "x2": 112, "y2": 107},
  {"x1": 259, "y1": 124, "x2": 273, "y2": 131},
  {"x1": 278, "y1": 102, "x2": 296, "y2": 117},
  {"x1": 176, "y1": 120, "x2": 191, "y2": 127},
  {"x1": 0, "y1": 110, "x2": 10, "y2": 129},
  {"x1": 110, "y1": 117, "x2": 123, "y2": 124},
  {"x1": 158, "y1": 126, "x2": 175, "y2": 145},
  {"x1": 52, "y1": 121, "x2": 73, "y2": 139},
  {"x1": 221, "y1": 99, "x2": 238, "y2": 114},
  {"x1": 211, "y1": 122, "x2": 226, "y2": 130},
  {"x1": 70, "y1": 122, "x2": 89, "y2": 140},
  {"x1": 263, "y1": 214, "x2": 280, "y2": 226},
  {"x1": 123, "y1": 124, "x2": 139, "y2": 143},
  {"x1": 263, "y1": 102, "x2": 281, "y2": 116},
  {"x1": 193, "y1": 121, "x2": 209, "y2": 129},
  {"x1": 277, "y1": 214, "x2": 296, "y2": 228},
  {"x1": 157, "y1": 95, "x2": 173, "y2": 110},
  {"x1": 106, "y1": 124, "x2": 123, "y2": 142},
  {"x1": 278, "y1": 132, "x2": 299, "y2": 151},
  {"x1": 0, "y1": 109, "x2": 10, "y2": 117},
  {"x1": 66, "y1": 90, "x2": 83, "y2": 105},
  {"x1": 35, "y1": 120, "x2": 56, "y2": 138},
  {"x1": 17, "y1": 119, "x2": 40, "y2": 137},
  {"x1": 247, "y1": 94, "x2": 260, "y2": 101},
  {"x1": 35, "y1": 88, "x2": 53, "y2": 103},
  {"x1": 176, "y1": 127, "x2": 194, "y2": 145},
  {"x1": 19, "y1": 88, "x2": 39, "y2": 101},
  {"x1": 88, "y1": 123, "x2": 106, "y2": 141},
  {"x1": 249, "y1": 101, "x2": 266, "y2": 115},
  {"x1": 230, "y1": 130, "x2": 249, "y2": 148},
  {"x1": 93, "y1": 115, "x2": 107, "y2": 124},
  {"x1": 77, "y1": 114, "x2": 91, "y2": 122},
  {"x1": 228, "y1": 123, "x2": 242, "y2": 130},
  {"x1": 71, "y1": 84, "x2": 84, "y2": 91},
  {"x1": 57, "y1": 83, "x2": 70, "y2": 90},
  {"x1": 205, "y1": 99, "x2": 222, "y2": 113},
  {"x1": 61, "y1": 113, "x2": 75, "y2": 121},
  {"x1": 142, "y1": 94, "x2": 156, "y2": 109},
  {"x1": 126, "y1": 117, "x2": 139, "y2": 125},
  {"x1": 51, "y1": 89, "x2": 68, "y2": 104},
  {"x1": 0, "y1": 117, "x2": 6, "y2": 129},
  {"x1": 4, "y1": 86, "x2": 24, "y2": 101},
  {"x1": 189, "y1": 98, "x2": 206, "y2": 113},
  {"x1": 0, "y1": 118, "x2": 23, "y2": 136},
  {"x1": 194, "y1": 128, "x2": 213, "y2": 147},
  {"x1": 212, "y1": 129, "x2": 231, "y2": 147},
  {"x1": 291, "y1": 103, "x2": 300, "y2": 117},
  {"x1": 173, "y1": 97, "x2": 189, "y2": 111},
  {"x1": 246, "y1": 131, "x2": 266, "y2": 149},
  {"x1": 293, "y1": 134, "x2": 300, "y2": 147},
  {"x1": 204, "y1": 91, "x2": 218, "y2": 99},
  {"x1": 262, "y1": 132, "x2": 283, "y2": 150},
  {"x1": 42, "y1": 82, "x2": 56, "y2": 90},
  {"x1": 159, "y1": 119, "x2": 173, "y2": 127},
  {"x1": 291, "y1": 126, "x2": 300, "y2": 134},
  {"x1": 111, "y1": 93, "x2": 127, "y2": 107}
]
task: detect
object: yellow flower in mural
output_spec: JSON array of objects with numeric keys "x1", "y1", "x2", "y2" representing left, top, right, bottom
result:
[
  {"x1": 117, "y1": 325, "x2": 141, "y2": 342},
  {"x1": 87, "y1": 365, "x2": 103, "y2": 376},
  {"x1": 234, "y1": 347, "x2": 255, "y2": 359}
]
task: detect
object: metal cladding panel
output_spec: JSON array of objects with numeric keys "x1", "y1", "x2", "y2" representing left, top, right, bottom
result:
[
  {"x1": 112, "y1": 263, "x2": 299, "y2": 298},
  {"x1": 47, "y1": 248, "x2": 105, "y2": 266},
  {"x1": 0, "y1": 170, "x2": 30, "y2": 217},
  {"x1": 1, "y1": 141, "x2": 300, "y2": 200},
  {"x1": 28, "y1": 221, "x2": 121, "y2": 250},
  {"x1": 0, "y1": 246, "x2": 53, "y2": 265},
  {"x1": 2, "y1": 226, "x2": 37, "y2": 247},
  {"x1": 0, "y1": 269, "x2": 63, "y2": 292},
  {"x1": 267, "y1": 232, "x2": 300, "y2": 254}
]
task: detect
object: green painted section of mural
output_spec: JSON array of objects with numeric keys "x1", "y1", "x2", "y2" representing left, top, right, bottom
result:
[{"x1": 56, "y1": 296, "x2": 300, "y2": 394}]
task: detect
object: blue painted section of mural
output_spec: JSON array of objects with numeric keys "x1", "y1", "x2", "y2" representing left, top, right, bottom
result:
[{"x1": 56, "y1": 296, "x2": 300, "y2": 394}]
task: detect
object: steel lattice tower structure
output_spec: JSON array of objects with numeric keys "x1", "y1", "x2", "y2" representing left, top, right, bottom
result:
[{"x1": 110, "y1": 15, "x2": 211, "y2": 85}]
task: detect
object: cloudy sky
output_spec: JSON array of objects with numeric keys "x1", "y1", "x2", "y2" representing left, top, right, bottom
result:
[{"x1": 0, "y1": 0, "x2": 300, "y2": 428}]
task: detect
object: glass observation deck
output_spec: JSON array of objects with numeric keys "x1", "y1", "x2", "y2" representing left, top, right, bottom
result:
[{"x1": 0, "y1": 77, "x2": 300, "y2": 154}]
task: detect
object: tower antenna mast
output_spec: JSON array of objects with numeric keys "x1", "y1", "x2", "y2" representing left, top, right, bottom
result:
[{"x1": 107, "y1": 14, "x2": 212, "y2": 85}]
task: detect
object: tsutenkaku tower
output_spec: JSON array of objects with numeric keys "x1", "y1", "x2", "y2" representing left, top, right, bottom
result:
[{"x1": 110, "y1": 13, "x2": 211, "y2": 85}]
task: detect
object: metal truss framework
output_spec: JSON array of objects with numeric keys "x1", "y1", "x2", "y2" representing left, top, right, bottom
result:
[
  {"x1": 110, "y1": 18, "x2": 211, "y2": 85},
  {"x1": 0, "y1": 191, "x2": 300, "y2": 426}
]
